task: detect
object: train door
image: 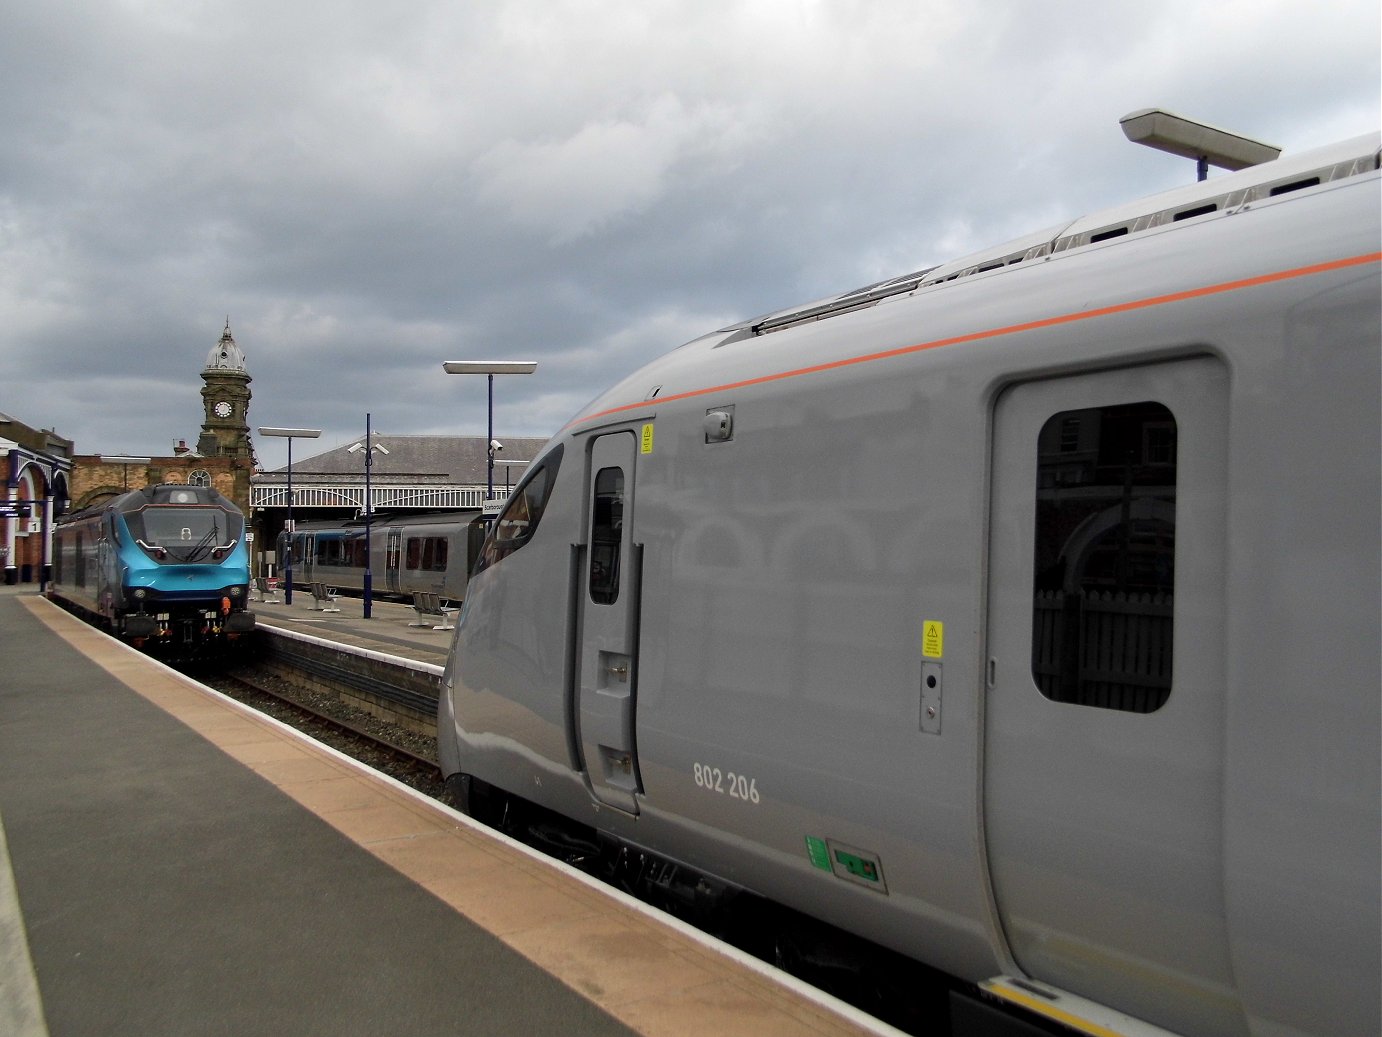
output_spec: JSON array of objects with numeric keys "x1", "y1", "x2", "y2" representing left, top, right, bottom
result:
[
  {"x1": 300, "y1": 532, "x2": 315, "y2": 585},
  {"x1": 574, "y1": 430, "x2": 642, "y2": 813},
  {"x1": 982, "y1": 357, "x2": 1242, "y2": 1035},
  {"x1": 96, "y1": 520, "x2": 117, "y2": 615},
  {"x1": 385, "y1": 529, "x2": 402, "y2": 594}
]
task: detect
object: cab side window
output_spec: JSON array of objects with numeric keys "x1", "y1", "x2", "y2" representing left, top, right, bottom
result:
[{"x1": 475, "y1": 445, "x2": 563, "y2": 574}]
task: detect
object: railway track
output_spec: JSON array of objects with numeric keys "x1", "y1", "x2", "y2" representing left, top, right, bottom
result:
[{"x1": 202, "y1": 668, "x2": 446, "y2": 800}]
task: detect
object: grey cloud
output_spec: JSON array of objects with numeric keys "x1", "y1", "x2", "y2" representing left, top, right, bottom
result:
[{"x1": 1, "y1": 0, "x2": 1376, "y2": 469}]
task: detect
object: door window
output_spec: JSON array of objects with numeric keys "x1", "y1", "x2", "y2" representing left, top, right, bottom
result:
[
  {"x1": 1030, "y1": 401, "x2": 1176, "y2": 713},
  {"x1": 589, "y1": 466, "x2": 624, "y2": 605}
]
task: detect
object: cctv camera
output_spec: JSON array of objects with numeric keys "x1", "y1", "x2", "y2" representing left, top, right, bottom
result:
[{"x1": 490, "y1": 440, "x2": 503, "y2": 451}]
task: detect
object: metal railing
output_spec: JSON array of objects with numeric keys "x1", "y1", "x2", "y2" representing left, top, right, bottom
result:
[{"x1": 251, "y1": 482, "x2": 491, "y2": 511}]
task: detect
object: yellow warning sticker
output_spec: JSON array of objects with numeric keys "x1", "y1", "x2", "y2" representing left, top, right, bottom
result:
[
  {"x1": 922, "y1": 620, "x2": 944, "y2": 659},
  {"x1": 640, "y1": 423, "x2": 654, "y2": 454}
]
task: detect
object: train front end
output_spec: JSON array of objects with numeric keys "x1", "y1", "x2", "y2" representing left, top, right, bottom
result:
[{"x1": 113, "y1": 484, "x2": 255, "y2": 648}]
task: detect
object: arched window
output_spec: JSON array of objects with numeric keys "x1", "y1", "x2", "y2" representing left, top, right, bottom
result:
[
  {"x1": 17, "y1": 467, "x2": 40, "y2": 534},
  {"x1": 188, "y1": 469, "x2": 212, "y2": 487}
]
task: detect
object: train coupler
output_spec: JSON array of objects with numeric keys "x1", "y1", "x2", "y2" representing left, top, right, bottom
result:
[{"x1": 124, "y1": 614, "x2": 161, "y2": 638}]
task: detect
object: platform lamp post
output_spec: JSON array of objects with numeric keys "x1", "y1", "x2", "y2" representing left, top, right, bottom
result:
[
  {"x1": 441, "y1": 361, "x2": 538, "y2": 503},
  {"x1": 100, "y1": 455, "x2": 153, "y2": 491},
  {"x1": 1119, "y1": 108, "x2": 1280, "y2": 182},
  {"x1": 348, "y1": 415, "x2": 389, "y2": 619},
  {"x1": 257, "y1": 427, "x2": 321, "y2": 606}
]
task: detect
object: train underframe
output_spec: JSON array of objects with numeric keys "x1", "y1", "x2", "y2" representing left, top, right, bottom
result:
[
  {"x1": 124, "y1": 606, "x2": 253, "y2": 643},
  {"x1": 113, "y1": 599, "x2": 256, "y2": 655}
]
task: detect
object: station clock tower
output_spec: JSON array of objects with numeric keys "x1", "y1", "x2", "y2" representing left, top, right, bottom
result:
[{"x1": 197, "y1": 320, "x2": 254, "y2": 458}]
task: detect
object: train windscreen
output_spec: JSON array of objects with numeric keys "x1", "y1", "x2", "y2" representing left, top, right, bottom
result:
[{"x1": 125, "y1": 507, "x2": 244, "y2": 563}]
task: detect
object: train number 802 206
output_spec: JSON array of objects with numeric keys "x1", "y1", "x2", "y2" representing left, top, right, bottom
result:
[{"x1": 693, "y1": 763, "x2": 761, "y2": 804}]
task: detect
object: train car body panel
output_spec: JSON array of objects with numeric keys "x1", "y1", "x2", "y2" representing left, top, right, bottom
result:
[
  {"x1": 440, "y1": 135, "x2": 1381, "y2": 1036},
  {"x1": 277, "y1": 510, "x2": 484, "y2": 602}
]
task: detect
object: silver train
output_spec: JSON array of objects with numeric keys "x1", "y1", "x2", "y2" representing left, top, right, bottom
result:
[
  {"x1": 276, "y1": 511, "x2": 485, "y2": 601},
  {"x1": 438, "y1": 134, "x2": 1381, "y2": 1036}
]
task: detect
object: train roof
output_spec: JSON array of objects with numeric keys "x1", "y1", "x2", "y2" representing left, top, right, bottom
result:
[
  {"x1": 563, "y1": 130, "x2": 1379, "y2": 433},
  {"x1": 729, "y1": 132, "x2": 1381, "y2": 338}
]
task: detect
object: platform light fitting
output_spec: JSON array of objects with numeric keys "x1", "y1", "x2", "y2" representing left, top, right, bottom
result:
[
  {"x1": 442, "y1": 361, "x2": 538, "y2": 376},
  {"x1": 442, "y1": 361, "x2": 538, "y2": 501},
  {"x1": 1120, "y1": 109, "x2": 1282, "y2": 181},
  {"x1": 257, "y1": 427, "x2": 323, "y2": 439}
]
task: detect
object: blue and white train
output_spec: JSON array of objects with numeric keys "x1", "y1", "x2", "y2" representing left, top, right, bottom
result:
[{"x1": 49, "y1": 483, "x2": 256, "y2": 649}]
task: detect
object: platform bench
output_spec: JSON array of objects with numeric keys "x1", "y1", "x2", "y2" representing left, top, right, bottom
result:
[
  {"x1": 409, "y1": 591, "x2": 458, "y2": 631},
  {"x1": 253, "y1": 577, "x2": 280, "y2": 604},
  {"x1": 309, "y1": 583, "x2": 341, "y2": 613}
]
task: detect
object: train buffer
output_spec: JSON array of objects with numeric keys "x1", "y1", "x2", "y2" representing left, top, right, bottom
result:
[
  {"x1": 309, "y1": 583, "x2": 341, "y2": 613},
  {"x1": 409, "y1": 591, "x2": 457, "y2": 631}
]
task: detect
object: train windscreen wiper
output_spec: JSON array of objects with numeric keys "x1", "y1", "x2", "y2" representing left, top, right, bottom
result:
[{"x1": 183, "y1": 525, "x2": 219, "y2": 562}]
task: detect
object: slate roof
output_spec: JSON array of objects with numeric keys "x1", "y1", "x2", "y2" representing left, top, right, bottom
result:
[
  {"x1": 0, "y1": 411, "x2": 75, "y2": 458},
  {"x1": 258, "y1": 434, "x2": 551, "y2": 485}
]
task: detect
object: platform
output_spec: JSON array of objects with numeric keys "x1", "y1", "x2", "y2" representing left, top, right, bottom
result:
[
  {"x1": 249, "y1": 584, "x2": 458, "y2": 667},
  {"x1": 0, "y1": 586, "x2": 894, "y2": 1037}
]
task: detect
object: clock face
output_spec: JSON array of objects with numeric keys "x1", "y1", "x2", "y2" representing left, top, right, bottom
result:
[{"x1": 214, "y1": 400, "x2": 232, "y2": 418}]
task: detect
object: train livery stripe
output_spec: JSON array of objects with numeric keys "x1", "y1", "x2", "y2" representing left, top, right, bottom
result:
[{"x1": 567, "y1": 250, "x2": 1382, "y2": 431}]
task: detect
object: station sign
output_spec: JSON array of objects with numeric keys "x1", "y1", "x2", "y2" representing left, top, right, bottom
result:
[
  {"x1": 481, "y1": 498, "x2": 505, "y2": 518},
  {"x1": 0, "y1": 504, "x2": 31, "y2": 519}
]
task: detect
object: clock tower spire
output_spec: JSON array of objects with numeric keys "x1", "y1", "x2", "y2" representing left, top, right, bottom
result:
[{"x1": 197, "y1": 318, "x2": 253, "y2": 458}]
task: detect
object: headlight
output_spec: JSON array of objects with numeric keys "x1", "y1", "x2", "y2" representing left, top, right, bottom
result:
[
  {"x1": 133, "y1": 588, "x2": 147, "y2": 600},
  {"x1": 229, "y1": 586, "x2": 242, "y2": 598}
]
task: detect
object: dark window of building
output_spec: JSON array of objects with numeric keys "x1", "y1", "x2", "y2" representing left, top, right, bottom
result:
[{"x1": 1031, "y1": 401, "x2": 1176, "y2": 713}]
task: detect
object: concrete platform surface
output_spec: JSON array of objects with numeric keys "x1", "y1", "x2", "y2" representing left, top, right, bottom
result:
[
  {"x1": 0, "y1": 587, "x2": 895, "y2": 1037},
  {"x1": 249, "y1": 584, "x2": 456, "y2": 667}
]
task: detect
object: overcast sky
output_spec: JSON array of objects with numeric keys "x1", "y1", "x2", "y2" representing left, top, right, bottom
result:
[{"x1": 3, "y1": 1, "x2": 1377, "y2": 470}]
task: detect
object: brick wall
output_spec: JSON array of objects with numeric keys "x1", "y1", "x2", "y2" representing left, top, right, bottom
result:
[{"x1": 71, "y1": 455, "x2": 252, "y2": 515}]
